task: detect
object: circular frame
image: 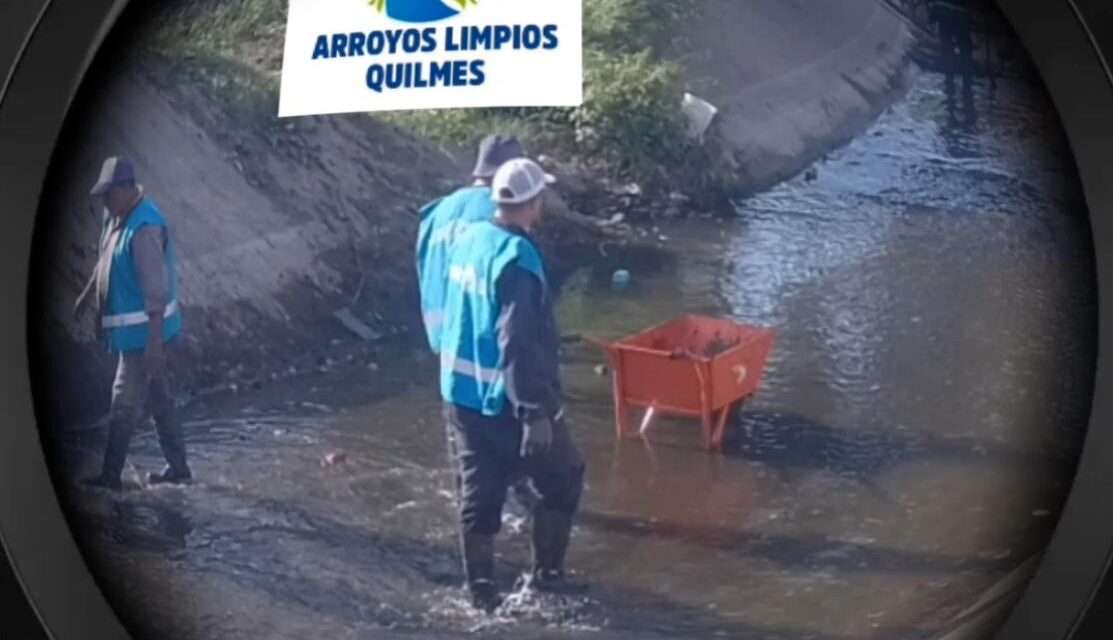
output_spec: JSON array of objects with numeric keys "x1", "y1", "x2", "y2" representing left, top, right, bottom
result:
[{"x1": 0, "y1": 1, "x2": 1110, "y2": 639}]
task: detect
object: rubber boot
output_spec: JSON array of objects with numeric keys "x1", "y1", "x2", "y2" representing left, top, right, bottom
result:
[
  {"x1": 149, "y1": 406, "x2": 192, "y2": 485},
  {"x1": 461, "y1": 532, "x2": 501, "y2": 613},
  {"x1": 81, "y1": 414, "x2": 134, "y2": 491},
  {"x1": 527, "y1": 509, "x2": 588, "y2": 595}
]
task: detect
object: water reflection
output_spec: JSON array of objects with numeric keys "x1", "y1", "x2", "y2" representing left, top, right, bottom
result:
[{"x1": 56, "y1": 69, "x2": 1095, "y2": 640}]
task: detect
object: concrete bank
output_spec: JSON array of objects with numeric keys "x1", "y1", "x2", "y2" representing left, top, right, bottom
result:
[{"x1": 673, "y1": 0, "x2": 914, "y2": 197}]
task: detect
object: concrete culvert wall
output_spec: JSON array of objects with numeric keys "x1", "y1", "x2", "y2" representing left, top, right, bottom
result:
[{"x1": 671, "y1": 0, "x2": 914, "y2": 195}]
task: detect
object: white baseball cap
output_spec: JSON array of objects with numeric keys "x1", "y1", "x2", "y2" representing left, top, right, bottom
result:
[{"x1": 491, "y1": 158, "x2": 556, "y2": 205}]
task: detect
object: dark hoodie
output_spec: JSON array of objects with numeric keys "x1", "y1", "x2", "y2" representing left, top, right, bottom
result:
[{"x1": 493, "y1": 220, "x2": 563, "y2": 424}]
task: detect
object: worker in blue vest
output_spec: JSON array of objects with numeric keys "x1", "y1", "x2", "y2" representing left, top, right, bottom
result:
[
  {"x1": 439, "y1": 158, "x2": 586, "y2": 613},
  {"x1": 416, "y1": 135, "x2": 540, "y2": 533},
  {"x1": 76, "y1": 157, "x2": 191, "y2": 491},
  {"x1": 416, "y1": 134, "x2": 526, "y2": 354}
]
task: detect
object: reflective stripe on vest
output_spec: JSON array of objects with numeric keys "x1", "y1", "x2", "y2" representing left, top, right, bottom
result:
[
  {"x1": 441, "y1": 350, "x2": 503, "y2": 385},
  {"x1": 439, "y1": 221, "x2": 547, "y2": 415},
  {"x1": 102, "y1": 198, "x2": 183, "y2": 353},
  {"x1": 102, "y1": 299, "x2": 180, "y2": 329}
]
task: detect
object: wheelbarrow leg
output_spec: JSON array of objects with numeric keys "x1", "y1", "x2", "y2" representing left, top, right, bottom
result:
[
  {"x1": 694, "y1": 363, "x2": 714, "y2": 450},
  {"x1": 612, "y1": 364, "x2": 631, "y2": 440},
  {"x1": 701, "y1": 409, "x2": 715, "y2": 451},
  {"x1": 710, "y1": 401, "x2": 734, "y2": 450},
  {"x1": 638, "y1": 405, "x2": 658, "y2": 436}
]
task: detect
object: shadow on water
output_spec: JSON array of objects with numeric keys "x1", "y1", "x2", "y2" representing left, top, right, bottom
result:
[
  {"x1": 720, "y1": 409, "x2": 1052, "y2": 479},
  {"x1": 98, "y1": 500, "x2": 195, "y2": 554},
  {"x1": 195, "y1": 490, "x2": 463, "y2": 586},
  {"x1": 578, "y1": 508, "x2": 1018, "y2": 578},
  {"x1": 941, "y1": 88, "x2": 979, "y2": 157}
]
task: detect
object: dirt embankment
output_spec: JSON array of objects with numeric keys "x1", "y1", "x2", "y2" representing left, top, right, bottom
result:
[
  {"x1": 31, "y1": 54, "x2": 608, "y2": 429},
  {"x1": 32, "y1": 0, "x2": 914, "y2": 428}
]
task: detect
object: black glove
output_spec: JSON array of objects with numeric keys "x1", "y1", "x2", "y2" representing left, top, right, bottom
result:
[{"x1": 521, "y1": 416, "x2": 553, "y2": 458}]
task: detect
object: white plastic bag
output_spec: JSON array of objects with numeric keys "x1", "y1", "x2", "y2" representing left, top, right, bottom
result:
[{"x1": 681, "y1": 92, "x2": 719, "y2": 140}]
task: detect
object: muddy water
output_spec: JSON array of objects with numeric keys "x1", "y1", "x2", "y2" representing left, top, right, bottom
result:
[{"x1": 55, "y1": 70, "x2": 1095, "y2": 640}]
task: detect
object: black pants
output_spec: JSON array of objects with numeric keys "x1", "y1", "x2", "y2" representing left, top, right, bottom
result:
[
  {"x1": 445, "y1": 403, "x2": 585, "y2": 536},
  {"x1": 102, "y1": 346, "x2": 188, "y2": 479}
]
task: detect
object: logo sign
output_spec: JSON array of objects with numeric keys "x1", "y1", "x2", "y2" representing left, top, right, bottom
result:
[{"x1": 278, "y1": 0, "x2": 583, "y2": 117}]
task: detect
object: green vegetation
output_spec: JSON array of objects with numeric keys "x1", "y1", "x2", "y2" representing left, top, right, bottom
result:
[
  {"x1": 151, "y1": 0, "x2": 285, "y2": 56},
  {"x1": 145, "y1": 0, "x2": 728, "y2": 202},
  {"x1": 383, "y1": 0, "x2": 719, "y2": 194}
]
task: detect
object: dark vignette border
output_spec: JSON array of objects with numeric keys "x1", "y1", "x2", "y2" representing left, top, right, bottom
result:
[
  {"x1": 0, "y1": 2, "x2": 1110, "y2": 639},
  {"x1": 993, "y1": 1, "x2": 1113, "y2": 639},
  {"x1": 0, "y1": 3, "x2": 133, "y2": 640}
]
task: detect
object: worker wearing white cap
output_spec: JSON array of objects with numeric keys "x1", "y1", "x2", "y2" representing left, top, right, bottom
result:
[
  {"x1": 416, "y1": 134, "x2": 526, "y2": 354},
  {"x1": 438, "y1": 158, "x2": 586, "y2": 612}
]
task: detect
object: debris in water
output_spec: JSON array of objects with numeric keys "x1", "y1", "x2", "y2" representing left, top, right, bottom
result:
[
  {"x1": 333, "y1": 307, "x2": 383, "y2": 341},
  {"x1": 597, "y1": 213, "x2": 625, "y2": 227},
  {"x1": 387, "y1": 500, "x2": 418, "y2": 513},
  {"x1": 321, "y1": 452, "x2": 348, "y2": 467},
  {"x1": 619, "y1": 183, "x2": 642, "y2": 197},
  {"x1": 611, "y1": 269, "x2": 631, "y2": 290},
  {"x1": 300, "y1": 401, "x2": 332, "y2": 413}
]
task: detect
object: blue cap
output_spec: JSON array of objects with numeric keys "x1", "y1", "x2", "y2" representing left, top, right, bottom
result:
[
  {"x1": 472, "y1": 135, "x2": 526, "y2": 179},
  {"x1": 90, "y1": 157, "x2": 136, "y2": 196}
]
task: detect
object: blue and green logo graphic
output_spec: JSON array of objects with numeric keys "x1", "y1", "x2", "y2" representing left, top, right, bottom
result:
[{"x1": 369, "y1": 0, "x2": 478, "y2": 24}]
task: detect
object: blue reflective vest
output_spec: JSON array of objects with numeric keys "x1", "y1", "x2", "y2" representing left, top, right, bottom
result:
[
  {"x1": 415, "y1": 185, "x2": 497, "y2": 354},
  {"x1": 102, "y1": 198, "x2": 183, "y2": 353},
  {"x1": 440, "y1": 221, "x2": 547, "y2": 416}
]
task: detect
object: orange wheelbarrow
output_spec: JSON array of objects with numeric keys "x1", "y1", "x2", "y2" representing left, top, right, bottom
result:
[{"x1": 587, "y1": 314, "x2": 776, "y2": 451}]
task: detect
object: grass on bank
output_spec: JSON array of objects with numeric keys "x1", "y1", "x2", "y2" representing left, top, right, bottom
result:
[{"x1": 146, "y1": 0, "x2": 731, "y2": 203}]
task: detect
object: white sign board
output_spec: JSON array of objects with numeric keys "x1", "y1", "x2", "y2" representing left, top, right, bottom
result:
[{"x1": 278, "y1": 0, "x2": 584, "y2": 117}]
